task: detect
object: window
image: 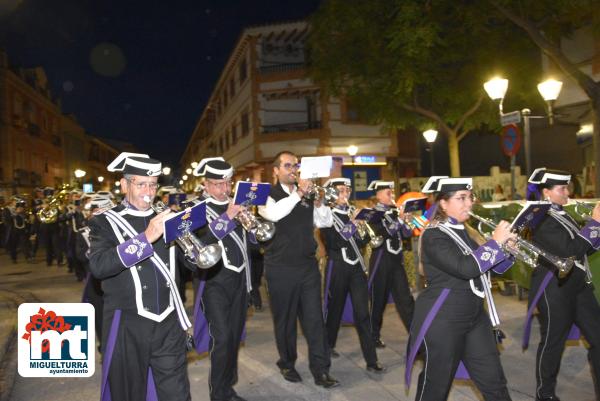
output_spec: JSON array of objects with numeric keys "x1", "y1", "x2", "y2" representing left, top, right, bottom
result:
[
  {"x1": 344, "y1": 97, "x2": 366, "y2": 123},
  {"x1": 229, "y1": 78, "x2": 235, "y2": 98},
  {"x1": 239, "y1": 58, "x2": 247, "y2": 83},
  {"x1": 231, "y1": 122, "x2": 238, "y2": 144},
  {"x1": 241, "y1": 111, "x2": 250, "y2": 137}
]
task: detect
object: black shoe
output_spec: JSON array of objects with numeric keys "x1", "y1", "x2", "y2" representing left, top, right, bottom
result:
[
  {"x1": 330, "y1": 349, "x2": 340, "y2": 358},
  {"x1": 280, "y1": 367, "x2": 302, "y2": 383},
  {"x1": 536, "y1": 396, "x2": 560, "y2": 401},
  {"x1": 314, "y1": 372, "x2": 340, "y2": 388},
  {"x1": 366, "y1": 362, "x2": 386, "y2": 373},
  {"x1": 228, "y1": 395, "x2": 247, "y2": 401},
  {"x1": 374, "y1": 339, "x2": 386, "y2": 348}
]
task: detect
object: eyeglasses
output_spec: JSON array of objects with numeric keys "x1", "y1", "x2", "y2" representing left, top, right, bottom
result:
[
  {"x1": 450, "y1": 194, "x2": 476, "y2": 203},
  {"x1": 127, "y1": 180, "x2": 159, "y2": 190},
  {"x1": 280, "y1": 162, "x2": 300, "y2": 170},
  {"x1": 206, "y1": 180, "x2": 232, "y2": 188}
]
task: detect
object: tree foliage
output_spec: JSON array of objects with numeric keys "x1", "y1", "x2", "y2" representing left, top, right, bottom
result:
[{"x1": 308, "y1": 0, "x2": 544, "y2": 175}]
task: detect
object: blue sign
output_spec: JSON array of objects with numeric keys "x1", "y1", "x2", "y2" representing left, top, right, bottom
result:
[
  {"x1": 82, "y1": 183, "x2": 93, "y2": 193},
  {"x1": 354, "y1": 155, "x2": 376, "y2": 164},
  {"x1": 501, "y1": 124, "x2": 522, "y2": 157}
]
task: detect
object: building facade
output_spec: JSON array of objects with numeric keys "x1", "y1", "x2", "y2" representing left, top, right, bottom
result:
[{"x1": 180, "y1": 22, "x2": 419, "y2": 198}]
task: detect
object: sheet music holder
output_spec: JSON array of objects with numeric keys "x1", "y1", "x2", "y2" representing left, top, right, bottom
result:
[
  {"x1": 299, "y1": 156, "x2": 332, "y2": 179},
  {"x1": 233, "y1": 181, "x2": 271, "y2": 206},
  {"x1": 163, "y1": 201, "x2": 207, "y2": 243},
  {"x1": 168, "y1": 193, "x2": 187, "y2": 206},
  {"x1": 510, "y1": 201, "x2": 551, "y2": 232},
  {"x1": 354, "y1": 208, "x2": 385, "y2": 222},
  {"x1": 401, "y1": 197, "x2": 428, "y2": 214}
]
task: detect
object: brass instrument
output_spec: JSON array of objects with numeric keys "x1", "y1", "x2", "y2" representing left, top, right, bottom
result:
[
  {"x1": 303, "y1": 182, "x2": 339, "y2": 207},
  {"x1": 152, "y1": 201, "x2": 222, "y2": 269},
  {"x1": 468, "y1": 212, "x2": 574, "y2": 278},
  {"x1": 37, "y1": 184, "x2": 71, "y2": 223},
  {"x1": 235, "y1": 206, "x2": 276, "y2": 242},
  {"x1": 349, "y1": 205, "x2": 384, "y2": 248}
]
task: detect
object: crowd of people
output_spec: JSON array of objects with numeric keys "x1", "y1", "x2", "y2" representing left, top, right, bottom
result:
[{"x1": 2, "y1": 151, "x2": 600, "y2": 401}]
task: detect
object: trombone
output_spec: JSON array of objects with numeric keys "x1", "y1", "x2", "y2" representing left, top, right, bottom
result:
[{"x1": 468, "y1": 212, "x2": 574, "y2": 278}]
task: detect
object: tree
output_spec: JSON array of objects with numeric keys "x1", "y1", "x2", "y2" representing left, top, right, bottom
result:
[
  {"x1": 308, "y1": 0, "x2": 541, "y2": 176},
  {"x1": 487, "y1": 0, "x2": 600, "y2": 194}
]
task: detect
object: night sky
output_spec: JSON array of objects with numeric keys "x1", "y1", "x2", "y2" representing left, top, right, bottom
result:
[{"x1": 0, "y1": 0, "x2": 322, "y2": 170}]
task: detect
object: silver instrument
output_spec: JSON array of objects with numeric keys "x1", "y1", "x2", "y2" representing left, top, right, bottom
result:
[
  {"x1": 303, "y1": 182, "x2": 339, "y2": 206},
  {"x1": 235, "y1": 206, "x2": 276, "y2": 242},
  {"x1": 152, "y1": 201, "x2": 222, "y2": 269},
  {"x1": 349, "y1": 205, "x2": 384, "y2": 248},
  {"x1": 469, "y1": 212, "x2": 574, "y2": 278}
]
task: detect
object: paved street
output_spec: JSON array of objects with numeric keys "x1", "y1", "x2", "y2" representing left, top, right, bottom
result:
[{"x1": 0, "y1": 251, "x2": 596, "y2": 401}]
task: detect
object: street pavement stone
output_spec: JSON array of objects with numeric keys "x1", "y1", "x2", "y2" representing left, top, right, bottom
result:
[{"x1": 0, "y1": 252, "x2": 596, "y2": 401}]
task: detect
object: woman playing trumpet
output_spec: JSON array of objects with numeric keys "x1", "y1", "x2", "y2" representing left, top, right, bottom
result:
[
  {"x1": 406, "y1": 177, "x2": 517, "y2": 401},
  {"x1": 525, "y1": 168, "x2": 600, "y2": 401},
  {"x1": 367, "y1": 180, "x2": 415, "y2": 348},
  {"x1": 321, "y1": 178, "x2": 385, "y2": 373}
]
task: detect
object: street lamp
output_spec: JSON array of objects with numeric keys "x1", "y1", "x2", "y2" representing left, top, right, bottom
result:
[
  {"x1": 74, "y1": 169, "x2": 86, "y2": 178},
  {"x1": 182, "y1": 175, "x2": 188, "y2": 181},
  {"x1": 483, "y1": 76, "x2": 563, "y2": 176},
  {"x1": 191, "y1": 162, "x2": 198, "y2": 169},
  {"x1": 179, "y1": 180, "x2": 184, "y2": 185},
  {"x1": 115, "y1": 181, "x2": 121, "y2": 187},
  {"x1": 423, "y1": 129, "x2": 438, "y2": 175},
  {"x1": 346, "y1": 145, "x2": 358, "y2": 199},
  {"x1": 162, "y1": 166, "x2": 171, "y2": 175},
  {"x1": 97, "y1": 176, "x2": 104, "y2": 183},
  {"x1": 185, "y1": 168, "x2": 192, "y2": 174}
]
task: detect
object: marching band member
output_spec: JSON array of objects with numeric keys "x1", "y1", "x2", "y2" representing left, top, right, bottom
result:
[
  {"x1": 3, "y1": 197, "x2": 32, "y2": 263},
  {"x1": 192, "y1": 157, "x2": 252, "y2": 401},
  {"x1": 88, "y1": 152, "x2": 194, "y2": 401},
  {"x1": 39, "y1": 187, "x2": 63, "y2": 266},
  {"x1": 406, "y1": 177, "x2": 516, "y2": 401},
  {"x1": 367, "y1": 180, "x2": 414, "y2": 347},
  {"x1": 258, "y1": 150, "x2": 339, "y2": 388},
  {"x1": 321, "y1": 178, "x2": 385, "y2": 373},
  {"x1": 524, "y1": 168, "x2": 600, "y2": 401},
  {"x1": 66, "y1": 190, "x2": 87, "y2": 281}
]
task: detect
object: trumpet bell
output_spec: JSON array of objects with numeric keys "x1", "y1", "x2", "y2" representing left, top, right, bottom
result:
[
  {"x1": 254, "y1": 220, "x2": 276, "y2": 242},
  {"x1": 193, "y1": 242, "x2": 223, "y2": 269},
  {"x1": 370, "y1": 236, "x2": 384, "y2": 248}
]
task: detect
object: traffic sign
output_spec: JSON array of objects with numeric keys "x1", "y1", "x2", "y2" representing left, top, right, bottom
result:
[
  {"x1": 501, "y1": 110, "x2": 522, "y2": 126},
  {"x1": 501, "y1": 124, "x2": 522, "y2": 157}
]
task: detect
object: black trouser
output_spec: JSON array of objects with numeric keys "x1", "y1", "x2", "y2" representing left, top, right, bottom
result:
[
  {"x1": 415, "y1": 295, "x2": 511, "y2": 401},
  {"x1": 325, "y1": 259, "x2": 377, "y2": 366},
  {"x1": 530, "y1": 268, "x2": 600, "y2": 399},
  {"x1": 104, "y1": 310, "x2": 190, "y2": 401},
  {"x1": 265, "y1": 261, "x2": 331, "y2": 378},
  {"x1": 7, "y1": 229, "x2": 30, "y2": 262},
  {"x1": 250, "y1": 259, "x2": 264, "y2": 308},
  {"x1": 41, "y1": 224, "x2": 61, "y2": 265},
  {"x1": 369, "y1": 249, "x2": 415, "y2": 338},
  {"x1": 202, "y1": 269, "x2": 247, "y2": 401},
  {"x1": 83, "y1": 262, "x2": 104, "y2": 346}
]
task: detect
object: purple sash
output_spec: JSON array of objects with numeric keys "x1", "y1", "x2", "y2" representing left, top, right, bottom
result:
[
  {"x1": 323, "y1": 259, "x2": 356, "y2": 324},
  {"x1": 100, "y1": 310, "x2": 158, "y2": 401},
  {"x1": 522, "y1": 271, "x2": 581, "y2": 349},
  {"x1": 81, "y1": 272, "x2": 91, "y2": 303},
  {"x1": 405, "y1": 288, "x2": 450, "y2": 387}
]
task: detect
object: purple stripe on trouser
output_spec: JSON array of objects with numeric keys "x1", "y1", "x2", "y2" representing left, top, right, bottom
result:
[
  {"x1": 405, "y1": 288, "x2": 450, "y2": 388},
  {"x1": 100, "y1": 310, "x2": 157, "y2": 401},
  {"x1": 101, "y1": 310, "x2": 121, "y2": 401},
  {"x1": 323, "y1": 260, "x2": 334, "y2": 318},
  {"x1": 341, "y1": 294, "x2": 354, "y2": 325},
  {"x1": 81, "y1": 272, "x2": 91, "y2": 303},
  {"x1": 193, "y1": 280, "x2": 210, "y2": 354},
  {"x1": 368, "y1": 249, "x2": 384, "y2": 291}
]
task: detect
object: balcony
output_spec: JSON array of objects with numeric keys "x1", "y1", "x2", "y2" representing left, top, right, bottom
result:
[
  {"x1": 259, "y1": 63, "x2": 305, "y2": 75},
  {"x1": 262, "y1": 121, "x2": 322, "y2": 134}
]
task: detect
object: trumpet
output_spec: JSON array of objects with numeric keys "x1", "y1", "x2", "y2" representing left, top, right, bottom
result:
[
  {"x1": 574, "y1": 201, "x2": 596, "y2": 221},
  {"x1": 468, "y1": 212, "x2": 574, "y2": 278},
  {"x1": 152, "y1": 201, "x2": 222, "y2": 269},
  {"x1": 349, "y1": 205, "x2": 384, "y2": 248},
  {"x1": 235, "y1": 206, "x2": 276, "y2": 242},
  {"x1": 303, "y1": 182, "x2": 339, "y2": 206}
]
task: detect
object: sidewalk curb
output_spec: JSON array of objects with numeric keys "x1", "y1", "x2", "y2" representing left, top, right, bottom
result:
[{"x1": 0, "y1": 289, "x2": 39, "y2": 401}]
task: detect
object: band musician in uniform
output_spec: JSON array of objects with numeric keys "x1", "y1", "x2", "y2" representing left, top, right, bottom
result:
[
  {"x1": 525, "y1": 168, "x2": 600, "y2": 401},
  {"x1": 321, "y1": 177, "x2": 385, "y2": 373},
  {"x1": 258, "y1": 150, "x2": 339, "y2": 388},
  {"x1": 367, "y1": 180, "x2": 414, "y2": 348},
  {"x1": 88, "y1": 152, "x2": 194, "y2": 401},
  {"x1": 406, "y1": 177, "x2": 516, "y2": 401},
  {"x1": 192, "y1": 157, "x2": 252, "y2": 401}
]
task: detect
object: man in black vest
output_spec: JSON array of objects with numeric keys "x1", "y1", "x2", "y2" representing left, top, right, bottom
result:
[
  {"x1": 193, "y1": 157, "x2": 251, "y2": 401},
  {"x1": 259, "y1": 150, "x2": 339, "y2": 388},
  {"x1": 89, "y1": 152, "x2": 194, "y2": 401}
]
